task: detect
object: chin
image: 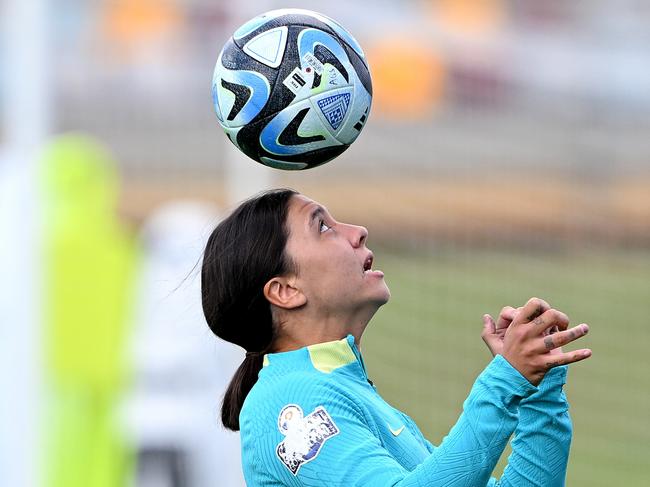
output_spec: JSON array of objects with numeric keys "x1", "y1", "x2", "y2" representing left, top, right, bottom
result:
[{"x1": 373, "y1": 284, "x2": 391, "y2": 306}]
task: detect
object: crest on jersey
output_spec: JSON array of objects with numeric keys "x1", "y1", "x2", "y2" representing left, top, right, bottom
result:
[{"x1": 276, "y1": 404, "x2": 339, "y2": 475}]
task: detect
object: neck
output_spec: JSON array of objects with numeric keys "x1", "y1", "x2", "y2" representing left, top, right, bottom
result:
[{"x1": 271, "y1": 307, "x2": 376, "y2": 353}]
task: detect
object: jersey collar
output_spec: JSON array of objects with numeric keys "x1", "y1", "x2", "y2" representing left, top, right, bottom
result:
[{"x1": 263, "y1": 334, "x2": 369, "y2": 380}]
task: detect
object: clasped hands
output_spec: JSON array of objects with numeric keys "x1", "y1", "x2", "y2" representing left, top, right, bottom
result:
[{"x1": 481, "y1": 297, "x2": 592, "y2": 386}]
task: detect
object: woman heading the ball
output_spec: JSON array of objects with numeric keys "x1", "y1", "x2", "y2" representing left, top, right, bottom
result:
[{"x1": 201, "y1": 188, "x2": 591, "y2": 486}]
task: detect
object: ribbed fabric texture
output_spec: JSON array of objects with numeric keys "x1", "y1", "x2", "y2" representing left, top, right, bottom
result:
[{"x1": 239, "y1": 336, "x2": 572, "y2": 486}]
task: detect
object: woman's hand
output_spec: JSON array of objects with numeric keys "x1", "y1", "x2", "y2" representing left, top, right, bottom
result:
[
  {"x1": 481, "y1": 298, "x2": 591, "y2": 386},
  {"x1": 481, "y1": 306, "x2": 517, "y2": 357}
]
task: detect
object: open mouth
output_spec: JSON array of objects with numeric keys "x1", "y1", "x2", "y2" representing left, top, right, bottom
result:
[
  {"x1": 363, "y1": 253, "x2": 374, "y2": 274},
  {"x1": 362, "y1": 252, "x2": 385, "y2": 279}
]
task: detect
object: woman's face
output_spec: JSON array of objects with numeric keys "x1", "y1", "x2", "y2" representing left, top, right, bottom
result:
[{"x1": 283, "y1": 194, "x2": 391, "y2": 317}]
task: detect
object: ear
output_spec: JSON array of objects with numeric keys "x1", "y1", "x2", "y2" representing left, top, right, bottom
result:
[{"x1": 263, "y1": 275, "x2": 307, "y2": 310}]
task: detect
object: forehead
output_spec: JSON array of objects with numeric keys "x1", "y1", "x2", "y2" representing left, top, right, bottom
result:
[
  {"x1": 286, "y1": 194, "x2": 329, "y2": 237},
  {"x1": 288, "y1": 194, "x2": 320, "y2": 219}
]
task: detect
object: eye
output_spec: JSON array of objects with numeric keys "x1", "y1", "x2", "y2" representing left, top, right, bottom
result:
[{"x1": 319, "y1": 220, "x2": 331, "y2": 233}]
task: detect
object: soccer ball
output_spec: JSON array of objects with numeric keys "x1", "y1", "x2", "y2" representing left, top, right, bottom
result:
[{"x1": 211, "y1": 9, "x2": 372, "y2": 170}]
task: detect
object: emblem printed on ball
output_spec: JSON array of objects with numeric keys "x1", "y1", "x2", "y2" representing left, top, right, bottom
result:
[{"x1": 212, "y1": 9, "x2": 373, "y2": 170}]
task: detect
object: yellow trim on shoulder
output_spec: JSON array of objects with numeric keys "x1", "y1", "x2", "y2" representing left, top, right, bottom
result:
[
  {"x1": 262, "y1": 354, "x2": 270, "y2": 367},
  {"x1": 307, "y1": 337, "x2": 357, "y2": 374}
]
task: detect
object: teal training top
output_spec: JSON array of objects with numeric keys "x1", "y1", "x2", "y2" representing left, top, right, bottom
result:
[{"x1": 240, "y1": 335, "x2": 571, "y2": 486}]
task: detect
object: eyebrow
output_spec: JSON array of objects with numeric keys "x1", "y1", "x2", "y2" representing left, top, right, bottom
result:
[{"x1": 309, "y1": 206, "x2": 325, "y2": 227}]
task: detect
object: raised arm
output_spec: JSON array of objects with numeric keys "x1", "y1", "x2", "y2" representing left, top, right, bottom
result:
[
  {"x1": 482, "y1": 298, "x2": 591, "y2": 486},
  {"x1": 494, "y1": 365, "x2": 572, "y2": 487}
]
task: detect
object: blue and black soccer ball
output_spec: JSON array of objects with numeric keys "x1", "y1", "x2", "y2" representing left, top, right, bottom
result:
[{"x1": 212, "y1": 9, "x2": 372, "y2": 170}]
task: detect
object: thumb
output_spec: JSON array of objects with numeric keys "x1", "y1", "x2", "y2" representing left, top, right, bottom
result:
[
  {"x1": 482, "y1": 314, "x2": 496, "y2": 336},
  {"x1": 481, "y1": 314, "x2": 501, "y2": 356}
]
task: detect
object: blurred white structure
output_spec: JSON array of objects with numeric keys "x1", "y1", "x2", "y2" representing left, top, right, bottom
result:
[
  {"x1": 0, "y1": 1, "x2": 51, "y2": 486},
  {"x1": 122, "y1": 201, "x2": 245, "y2": 487}
]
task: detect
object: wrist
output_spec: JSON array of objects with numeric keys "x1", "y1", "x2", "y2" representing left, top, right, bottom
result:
[
  {"x1": 520, "y1": 364, "x2": 569, "y2": 407},
  {"x1": 482, "y1": 355, "x2": 539, "y2": 403},
  {"x1": 535, "y1": 365, "x2": 569, "y2": 396},
  {"x1": 499, "y1": 352, "x2": 543, "y2": 386},
  {"x1": 535, "y1": 364, "x2": 568, "y2": 391}
]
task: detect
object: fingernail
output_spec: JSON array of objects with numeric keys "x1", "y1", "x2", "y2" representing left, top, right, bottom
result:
[
  {"x1": 582, "y1": 324, "x2": 589, "y2": 335},
  {"x1": 584, "y1": 349, "x2": 592, "y2": 357}
]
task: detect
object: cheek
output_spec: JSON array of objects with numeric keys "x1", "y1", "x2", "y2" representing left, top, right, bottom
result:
[{"x1": 302, "y1": 250, "x2": 360, "y2": 290}]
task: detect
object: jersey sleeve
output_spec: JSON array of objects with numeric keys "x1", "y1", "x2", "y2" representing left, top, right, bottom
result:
[
  {"x1": 491, "y1": 365, "x2": 572, "y2": 487},
  {"x1": 254, "y1": 354, "x2": 538, "y2": 487}
]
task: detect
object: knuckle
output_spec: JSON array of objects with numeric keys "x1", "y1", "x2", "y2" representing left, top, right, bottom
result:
[
  {"x1": 528, "y1": 297, "x2": 542, "y2": 307},
  {"x1": 531, "y1": 297, "x2": 549, "y2": 308},
  {"x1": 547, "y1": 308, "x2": 569, "y2": 326},
  {"x1": 543, "y1": 335, "x2": 555, "y2": 350},
  {"x1": 525, "y1": 298, "x2": 549, "y2": 321}
]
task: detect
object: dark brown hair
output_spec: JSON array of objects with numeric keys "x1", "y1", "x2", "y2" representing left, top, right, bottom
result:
[{"x1": 201, "y1": 188, "x2": 297, "y2": 430}]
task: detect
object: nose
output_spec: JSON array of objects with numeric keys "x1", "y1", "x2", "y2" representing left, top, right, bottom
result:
[{"x1": 346, "y1": 224, "x2": 368, "y2": 248}]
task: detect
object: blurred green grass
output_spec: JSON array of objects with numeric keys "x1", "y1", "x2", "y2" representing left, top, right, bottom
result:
[{"x1": 362, "y1": 247, "x2": 650, "y2": 486}]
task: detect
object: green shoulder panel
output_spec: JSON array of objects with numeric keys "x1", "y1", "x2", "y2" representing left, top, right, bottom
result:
[{"x1": 307, "y1": 337, "x2": 356, "y2": 373}]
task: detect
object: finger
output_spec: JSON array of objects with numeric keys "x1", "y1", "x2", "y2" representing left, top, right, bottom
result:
[
  {"x1": 496, "y1": 306, "x2": 516, "y2": 331},
  {"x1": 539, "y1": 324, "x2": 589, "y2": 351},
  {"x1": 481, "y1": 314, "x2": 496, "y2": 342},
  {"x1": 544, "y1": 348, "x2": 592, "y2": 368},
  {"x1": 513, "y1": 297, "x2": 550, "y2": 326},
  {"x1": 481, "y1": 315, "x2": 501, "y2": 354},
  {"x1": 482, "y1": 314, "x2": 496, "y2": 334},
  {"x1": 530, "y1": 308, "x2": 570, "y2": 335}
]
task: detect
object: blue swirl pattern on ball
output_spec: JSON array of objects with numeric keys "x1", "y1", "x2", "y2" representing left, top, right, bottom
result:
[
  {"x1": 297, "y1": 29, "x2": 350, "y2": 75},
  {"x1": 212, "y1": 57, "x2": 271, "y2": 127},
  {"x1": 260, "y1": 101, "x2": 337, "y2": 156},
  {"x1": 212, "y1": 9, "x2": 372, "y2": 170}
]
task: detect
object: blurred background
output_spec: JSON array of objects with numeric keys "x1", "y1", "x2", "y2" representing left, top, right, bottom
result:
[{"x1": 1, "y1": 0, "x2": 648, "y2": 486}]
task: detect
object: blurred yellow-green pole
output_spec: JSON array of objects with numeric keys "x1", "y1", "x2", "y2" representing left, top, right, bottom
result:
[{"x1": 39, "y1": 134, "x2": 138, "y2": 487}]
